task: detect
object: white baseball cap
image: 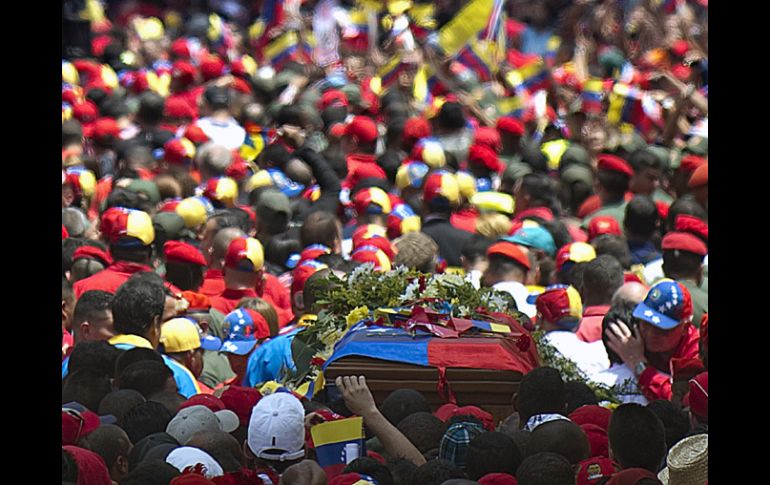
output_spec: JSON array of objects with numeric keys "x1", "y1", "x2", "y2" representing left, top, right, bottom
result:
[
  {"x1": 166, "y1": 405, "x2": 240, "y2": 444},
  {"x1": 247, "y1": 392, "x2": 305, "y2": 462},
  {"x1": 165, "y1": 446, "x2": 224, "y2": 478}
]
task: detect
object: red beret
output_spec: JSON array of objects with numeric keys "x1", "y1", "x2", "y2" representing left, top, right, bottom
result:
[
  {"x1": 319, "y1": 89, "x2": 349, "y2": 110},
  {"x1": 468, "y1": 144, "x2": 504, "y2": 173},
  {"x1": 172, "y1": 61, "x2": 197, "y2": 85},
  {"x1": 597, "y1": 154, "x2": 633, "y2": 177},
  {"x1": 231, "y1": 77, "x2": 252, "y2": 94},
  {"x1": 179, "y1": 394, "x2": 226, "y2": 412},
  {"x1": 688, "y1": 163, "x2": 708, "y2": 188},
  {"x1": 165, "y1": 98, "x2": 196, "y2": 119},
  {"x1": 478, "y1": 473, "x2": 517, "y2": 485},
  {"x1": 474, "y1": 127, "x2": 502, "y2": 153},
  {"x1": 605, "y1": 468, "x2": 658, "y2": 485},
  {"x1": 72, "y1": 59, "x2": 102, "y2": 81},
  {"x1": 164, "y1": 240, "x2": 207, "y2": 266},
  {"x1": 62, "y1": 225, "x2": 69, "y2": 240},
  {"x1": 661, "y1": 231, "x2": 707, "y2": 256},
  {"x1": 580, "y1": 423, "x2": 609, "y2": 459},
  {"x1": 674, "y1": 215, "x2": 708, "y2": 241},
  {"x1": 684, "y1": 371, "x2": 708, "y2": 421},
  {"x1": 679, "y1": 155, "x2": 706, "y2": 173},
  {"x1": 568, "y1": 405, "x2": 612, "y2": 432},
  {"x1": 200, "y1": 55, "x2": 225, "y2": 81},
  {"x1": 91, "y1": 117, "x2": 121, "y2": 141},
  {"x1": 343, "y1": 116, "x2": 378, "y2": 144},
  {"x1": 73, "y1": 101, "x2": 99, "y2": 124},
  {"x1": 403, "y1": 117, "x2": 431, "y2": 142},
  {"x1": 171, "y1": 38, "x2": 191, "y2": 59},
  {"x1": 91, "y1": 35, "x2": 112, "y2": 58},
  {"x1": 487, "y1": 241, "x2": 531, "y2": 270},
  {"x1": 184, "y1": 124, "x2": 210, "y2": 145},
  {"x1": 73, "y1": 246, "x2": 113, "y2": 267},
  {"x1": 496, "y1": 116, "x2": 525, "y2": 136},
  {"x1": 587, "y1": 216, "x2": 622, "y2": 241}
]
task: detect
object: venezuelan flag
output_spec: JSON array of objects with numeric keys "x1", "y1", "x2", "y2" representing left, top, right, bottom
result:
[
  {"x1": 497, "y1": 95, "x2": 525, "y2": 118},
  {"x1": 240, "y1": 130, "x2": 270, "y2": 163},
  {"x1": 264, "y1": 31, "x2": 300, "y2": 70},
  {"x1": 544, "y1": 35, "x2": 561, "y2": 67},
  {"x1": 408, "y1": 3, "x2": 436, "y2": 41},
  {"x1": 512, "y1": 57, "x2": 550, "y2": 94},
  {"x1": 480, "y1": 0, "x2": 505, "y2": 42},
  {"x1": 456, "y1": 39, "x2": 495, "y2": 82},
  {"x1": 311, "y1": 417, "x2": 366, "y2": 478},
  {"x1": 377, "y1": 54, "x2": 407, "y2": 89},
  {"x1": 413, "y1": 65, "x2": 433, "y2": 108},
  {"x1": 581, "y1": 77, "x2": 604, "y2": 114},
  {"x1": 437, "y1": 0, "x2": 495, "y2": 57},
  {"x1": 607, "y1": 83, "x2": 643, "y2": 126},
  {"x1": 470, "y1": 319, "x2": 512, "y2": 334}
]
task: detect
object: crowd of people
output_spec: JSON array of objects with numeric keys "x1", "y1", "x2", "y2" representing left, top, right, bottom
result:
[{"x1": 62, "y1": 0, "x2": 708, "y2": 483}]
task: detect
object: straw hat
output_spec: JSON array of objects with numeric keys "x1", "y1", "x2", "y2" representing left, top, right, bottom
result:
[{"x1": 658, "y1": 434, "x2": 708, "y2": 485}]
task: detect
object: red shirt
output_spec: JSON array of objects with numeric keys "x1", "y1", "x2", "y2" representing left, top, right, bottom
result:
[
  {"x1": 73, "y1": 261, "x2": 181, "y2": 298},
  {"x1": 639, "y1": 324, "x2": 700, "y2": 401},
  {"x1": 261, "y1": 273, "x2": 294, "y2": 327},
  {"x1": 200, "y1": 269, "x2": 225, "y2": 297},
  {"x1": 576, "y1": 305, "x2": 611, "y2": 343},
  {"x1": 209, "y1": 288, "x2": 258, "y2": 315},
  {"x1": 450, "y1": 208, "x2": 479, "y2": 233},
  {"x1": 343, "y1": 153, "x2": 386, "y2": 190}
]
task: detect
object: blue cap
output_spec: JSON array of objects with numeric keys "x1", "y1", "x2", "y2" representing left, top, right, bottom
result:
[
  {"x1": 268, "y1": 168, "x2": 305, "y2": 198},
  {"x1": 504, "y1": 226, "x2": 557, "y2": 257},
  {"x1": 632, "y1": 280, "x2": 692, "y2": 330},
  {"x1": 220, "y1": 309, "x2": 262, "y2": 355}
]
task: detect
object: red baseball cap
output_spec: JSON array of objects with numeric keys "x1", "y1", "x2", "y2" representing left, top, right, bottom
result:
[
  {"x1": 352, "y1": 225, "x2": 387, "y2": 248},
  {"x1": 291, "y1": 260, "x2": 329, "y2": 296},
  {"x1": 164, "y1": 138, "x2": 197, "y2": 165},
  {"x1": 165, "y1": 98, "x2": 196, "y2": 119},
  {"x1": 73, "y1": 101, "x2": 99, "y2": 123},
  {"x1": 171, "y1": 38, "x2": 191, "y2": 59},
  {"x1": 179, "y1": 394, "x2": 227, "y2": 413},
  {"x1": 474, "y1": 127, "x2": 502, "y2": 153},
  {"x1": 575, "y1": 457, "x2": 619, "y2": 485},
  {"x1": 597, "y1": 154, "x2": 633, "y2": 177},
  {"x1": 172, "y1": 61, "x2": 197, "y2": 86},
  {"x1": 679, "y1": 154, "x2": 706, "y2": 173},
  {"x1": 683, "y1": 371, "x2": 708, "y2": 421},
  {"x1": 62, "y1": 408, "x2": 101, "y2": 445},
  {"x1": 91, "y1": 117, "x2": 121, "y2": 141},
  {"x1": 200, "y1": 55, "x2": 226, "y2": 81},
  {"x1": 319, "y1": 89, "x2": 349, "y2": 110},
  {"x1": 555, "y1": 242, "x2": 597, "y2": 273},
  {"x1": 468, "y1": 144, "x2": 504, "y2": 173},
  {"x1": 72, "y1": 246, "x2": 113, "y2": 267},
  {"x1": 353, "y1": 187, "x2": 392, "y2": 215},
  {"x1": 587, "y1": 216, "x2": 622, "y2": 241},
  {"x1": 434, "y1": 403, "x2": 495, "y2": 432},
  {"x1": 403, "y1": 117, "x2": 431, "y2": 143},
  {"x1": 487, "y1": 241, "x2": 531, "y2": 271},
  {"x1": 225, "y1": 237, "x2": 264, "y2": 272},
  {"x1": 220, "y1": 386, "x2": 262, "y2": 427},
  {"x1": 354, "y1": 236, "x2": 396, "y2": 260},
  {"x1": 661, "y1": 232, "x2": 707, "y2": 256},
  {"x1": 343, "y1": 116, "x2": 379, "y2": 144},
  {"x1": 496, "y1": 116, "x2": 525, "y2": 136},
  {"x1": 688, "y1": 163, "x2": 708, "y2": 188},
  {"x1": 164, "y1": 240, "x2": 207, "y2": 266}
]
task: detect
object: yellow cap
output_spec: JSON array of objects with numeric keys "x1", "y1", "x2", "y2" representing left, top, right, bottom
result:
[
  {"x1": 176, "y1": 197, "x2": 208, "y2": 228},
  {"x1": 62, "y1": 62, "x2": 79, "y2": 85},
  {"x1": 134, "y1": 17, "x2": 165, "y2": 41},
  {"x1": 456, "y1": 172, "x2": 477, "y2": 200},
  {"x1": 245, "y1": 170, "x2": 274, "y2": 192},
  {"x1": 470, "y1": 192, "x2": 515, "y2": 215},
  {"x1": 160, "y1": 318, "x2": 201, "y2": 353}
]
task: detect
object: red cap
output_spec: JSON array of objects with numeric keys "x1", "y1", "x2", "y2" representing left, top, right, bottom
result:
[
  {"x1": 224, "y1": 237, "x2": 264, "y2": 272},
  {"x1": 62, "y1": 225, "x2": 69, "y2": 240},
  {"x1": 62, "y1": 408, "x2": 101, "y2": 445},
  {"x1": 674, "y1": 215, "x2": 708, "y2": 241},
  {"x1": 679, "y1": 155, "x2": 706, "y2": 173},
  {"x1": 688, "y1": 163, "x2": 708, "y2": 188},
  {"x1": 171, "y1": 38, "x2": 191, "y2": 59},
  {"x1": 468, "y1": 144, "x2": 504, "y2": 173},
  {"x1": 200, "y1": 55, "x2": 226, "y2": 81},
  {"x1": 353, "y1": 187, "x2": 392, "y2": 215},
  {"x1": 487, "y1": 241, "x2": 531, "y2": 270},
  {"x1": 474, "y1": 127, "x2": 502, "y2": 153},
  {"x1": 73, "y1": 101, "x2": 99, "y2": 123},
  {"x1": 605, "y1": 468, "x2": 659, "y2": 485},
  {"x1": 232, "y1": 77, "x2": 252, "y2": 94},
  {"x1": 587, "y1": 216, "x2": 622, "y2": 241},
  {"x1": 434, "y1": 403, "x2": 495, "y2": 432},
  {"x1": 354, "y1": 236, "x2": 396, "y2": 260},
  {"x1": 319, "y1": 89, "x2": 349, "y2": 110},
  {"x1": 291, "y1": 260, "x2": 329, "y2": 296},
  {"x1": 73, "y1": 246, "x2": 113, "y2": 267},
  {"x1": 92, "y1": 35, "x2": 112, "y2": 58},
  {"x1": 580, "y1": 423, "x2": 609, "y2": 458},
  {"x1": 684, "y1": 371, "x2": 708, "y2": 421},
  {"x1": 165, "y1": 98, "x2": 196, "y2": 119},
  {"x1": 343, "y1": 116, "x2": 379, "y2": 144},
  {"x1": 576, "y1": 457, "x2": 618, "y2": 485},
  {"x1": 179, "y1": 394, "x2": 227, "y2": 413},
  {"x1": 403, "y1": 117, "x2": 431, "y2": 143},
  {"x1": 671, "y1": 40, "x2": 690, "y2": 57},
  {"x1": 352, "y1": 225, "x2": 387, "y2": 248},
  {"x1": 655, "y1": 200, "x2": 670, "y2": 221},
  {"x1": 496, "y1": 116, "x2": 525, "y2": 136},
  {"x1": 226, "y1": 153, "x2": 251, "y2": 181},
  {"x1": 220, "y1": 386, "x2": 263, "y2": 427},
  {"x1": 184, "y1": 124, "x2": 210, "y2": 145},
  {"x1": 568, "y1": 405, "x2": 612, "y2": 432},
  {"x1": 478, "y1": 473, "x2": 517, "y2": 485},
  {"x1": 329, "y1": 122, "x2": 346, "y2": 138},
  {"x1": 181, "y1": 291, "x2": 211, "y2": 312},
  {"x1": 164, "y1": 240, "x2": 207, "y2": 266},
  {"x1": 172, "y1": 61, "x2": 197, "y2": 85},
  {"x1": 91, "y1": 117, "x2": 121, "y2": 141},
  {"x1": 661, "y1": 232, "x2": 707, "y2": 256},
  {"x1": 164, "y1": 138, "x2": 196, "y2": 165},
  {"x1": 597, "y1": 154, "x2": 633, "y2": 177}
]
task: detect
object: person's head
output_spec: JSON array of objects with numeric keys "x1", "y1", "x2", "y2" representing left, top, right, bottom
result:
[
  {"x1": 514, "y1": 367, "x2": 566, "y2": 425},
  {"x1": 528, "y1": 419, "x2": 590, "y2": 466},
  {"x1": 159, "y1": 318, "x2": 206, "y2": 378},
  {"x1": 117, "y1": 361, "x2": 176, "y2": 398},
  {"x1": 98, "y1": 389, "x2": 146, "y2": 428},
  {"x1": 121, "y1": 460, "x2": 181, "y2": 485},
  {"x1": 255, "y1": 190, "x2": 292, "y2": 238},
  {"x1": 646, "y1": 400, "x2": 690, "y2": 452},
  {"x1": 395, "y1": 411, "x2": 446, "y2": 459},
  {"x1": 394, "y1": 232, "x2": 439, "y2": 273},
  {"x1": 436, "y1": 102, "x2": 467, "y2": 133},
  {"x1": 72, "y1": 290, "x2": 115, "y2": 344},
  {"x1": 591, "y1": 234, "x2": 632, "y2": 270},
  {"x1": 516, "y1": 452, "x2": 574, "y2": 485},
  {"x1": 68, "y1": 340, "x2": 122, "y2": 378},
  {"x1": 123, "y1": 401, "x2": 176, "y2": 444},
  {"x1": 185, "y1": 430, "x2": 244, "y2": 473},
  {"x1": 612, "y1": 282, "x2": 648, "y2": 307},
  {"x1": 624, "y1": 196, "x2": 659, "y2": 241},
  {"x1": 80, "y1": 424, "x2": 133, "y2": 482},
  {"x1": 482, "y1": 243, "x2": 532, "y2": 287},
  {"x1": 596, "y1": 155, "x2": 632, "y2": 204},
  {"x1": 661, "y1": 233, "x2": 706, "y2": 282},
  {"x1": 301, "y1": 210, "x2": 343, "y2": 253},
  {"x1": 461, "y1": 234, "x2": 493, "y2": 273},
  {"x1": 381, "y1": 389, "x2": 431, "y2": 426},
  {"x1": 665, "y1": 197, "x2": 707, "y2": 233},
  {"x1": 608, "y1": 403, "x2": 666, "y2": 472},
  {"x1": 201, "y1": 211, "x2": 242, "y2": 262},
  {"x1": 344, "y1": 457, "x2": 395, "y2": 485},
  {"x1": 281, "y1": 460, "x2": 328, "y2": 485},
  {"x1": 222, "y1": 237, "x2": 265, "y2": 290},
  {"x1": 62, "y1": 207, "x2": 91, "y2": 239},
  {"x1": 112, "y1": 273, "x2": 167, "y2": 348},
  {"x1": 148, "y1": 391, "x2": 187, "y2": 416},
  {"x1": 210, "y1": 226, "x2": 246, "y2": 269},
  {"x1": 408, "y1": 459, "x2": 465, "y2": 485},
  {"x1": 386, "y1": 457, "x2": 418, "y2": 485},
  {"x1": 464, "y1": 431, "x2": 522, "y2": 480},
  {"x1": 245, "y1": 392, "x2": 306, "y2": 473},
  {"x1": 628, "y1": 149, "x2": 662, "y2": 196},
  {"x1": 579, "y1": 255, "x2": 624, "y2": 306},
  {"x1": 196, "y1": 143, "x2": 233, "y2": 180},
  {"x1": 632, "y1": 280, "x2": 693, "y2": 354},
  {"x1": 564, "y1": 381, "x2": 599, "y2": 415},
  {"x1": 341, "y1": 115, "x2": 379, "y2": 154},
  {"x1": 514, "y1": 173, "x2": 557, "y2": 215},
  {"x1": 62, "y1": 369, "x2": 113, "y2": 412},
  {"x1": 204, "y1": 85, "x2": 231, "y2": 112}
]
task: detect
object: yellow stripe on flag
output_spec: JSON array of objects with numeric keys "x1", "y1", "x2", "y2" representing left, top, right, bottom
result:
[
  {"x1": 265, "y1": 31, "x2": 299, "y2": 60},
  {"x1": 489, "y1": 323, "x2": 511, "y2": 333},
  {"x1": 437, "y1": 0, "x2": 494, "y2": 57},
  {"x1": 311, "y1": 417, "x2": 365, "y2": 446}
]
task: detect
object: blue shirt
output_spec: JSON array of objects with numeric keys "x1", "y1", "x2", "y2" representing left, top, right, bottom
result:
[
  {"x1": 244, "y1": 329, "x2": 301, "y2": 388},
  {"x1": 520, "y1": 27, "x2": 555, "y2": 57}
]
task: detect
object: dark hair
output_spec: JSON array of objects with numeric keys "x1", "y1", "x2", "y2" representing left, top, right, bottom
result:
[
  {"x1": 103, "y1": 187, "x2": 144, "y2": 213},
  {"x1": 207, "y1": 209, "x2": 242, "y2": 232},
  {"x1": 274, "y1": 105, "x2": 305, "y2": 127},
  {"x1": 316, "y1": 253, "x2": 361, "y2": 273},
  {"x1": 539, "y1": 219, "x2": 572, "y2": 253},
  {"x1": 628, "y1": 149, "x2": 662, "y2": 174},
  {"x1": 82, "y1": 424, "x2": 132, "y2": 471},
  {"x1": 465, "y1": 432, "x2": 522, "y2": 480},
  {"x1": 345, "y1": 457, "x2": 394, "y2": 485},
  {"x1": 68, "y1": 341, "x2": 122, "y2": 378},
  {"x1": 520, "y1": 143, "x2": 549, "y2": 173},
  {"x1": 136, "y1": 92, "x2": 166, "y2": 125},
  {"x1": 148, "y1": 391, "x2": 186, "y2": 416},
  {"x1": 378, "y1": 150, "x2": 403, "y2": 185},
  {"x1": 461, "y1": 234, "x2": 493, "y2": 263},
  {"x1": 62, "y1": 448, "x2": 79, "y2": 482},
  {"x1": 625, "y1": 196, "x2": 659, "y2": 239},
  {"x1": 516, "y1": 367, "x2": 566, "y2": 424},
  {"x1": 381, "y1": 389, "x2": 431, "y2": 426},
  {"x1": 662, "y1": 249, "x2": 703, "y2": 279},
  {"x1": 62, "y1": 238, "x2": 88, "y2": 277},
  {"x1": 62, "y1": 368, "x2": 113, "y2": 412},
  {"x1": 115, "y1": 347, "x2": 165, "y2": 376},
  {"x1": 98, "y1": 389, "x2": 146, "y2": 428},
  {"x1": 665, "y1": 197, "x2": 706, "y2": 233},
  {"x1": 123, "y1": 402, "x2": 175, "y2": 444},
  {"x1": 601, "y1": 300, "x2": 638, "y2": 365},
  {"x1": 321, "y1": 105, "x2": 349, "y2": 130},
  {"x1": 62, "y1": 119, "x2": 83, "y2": 147},
  {"x1": 397, "y1": 412, "x2": 447, "y2": 456},
  {"x1": 164, "y1": 261, "x2": 205, "y2": 291},
  {"x1": 608, "y1": 403, "x2": 667, "y2": 472},
  {"x1": 408, "y1": 459, "x2": 465, "y2": 485},
  {"x1": 111, "y1": 274, "x2": 166, "y2": 336},
  {"x1": 117, "y1": 361, "x2": 174, "y2": 398},
  {"x1": 300, "y1": 211, "x2": 340, "y2": 248},
  {"x1": 259, "y1": 143, "x2": 292, "y2": 170},
  {"x1": 229, "y1": 207, "x2": 254, "y2": 234},
  {"x1": 597, "y1": 170, "x2": 630, "y2": 202},
  {"x1": 592, "y1": 234, "x2": 632, "y2": 269},
  {"x1": 564, "y1": 381, "x2": 599, "y2": 415},
  {"x1": 580, "y1": 255, "x2": 624, "y2": 305},
  {"x1": 527, "y1": 420, "x2": 590, "y2": 465},
  {"x1": 486, "y1": 254, "x2": 529, "y2": 281},
  {"x1": 516, "y1": 452, "x2": 574, "y2": 485},
  {"x1": 121, "y1": 460, "x2": 180, "y2": 485},
  {"x1": 646, "y1": 400, "x2": 691, "y2": 452},
  {"x1": 265, "y1": 233, "x2": 302, "y2": 272},
  {"x1": 520, "y1": 173, "x2": 557, "y2": 212},
  {"x1": 437, "y1": 102, "x2": 466, "y2": 131},
  {"x1": 186, "y1": 430, "x2": 245, "y2": 473},
  {"x1": 387, "y1": 457, "x2": 418, "y2": 485}
]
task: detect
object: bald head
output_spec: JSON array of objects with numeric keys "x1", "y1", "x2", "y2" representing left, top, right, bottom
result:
[
  {"x1": 279, "y1": 460, "x2": 327, "y2": 485},
  {"x1": 612, "y1": 282, "x2": 648, "y2": 306},
  {"x1": 212, "y1": 227, "x2": 246, "y2": 262},
  {"x1": 197, "y1": 143, "x2": 233, "y2": 179},
  {"x1": 527, "y1": 419, "x2": 590, "y2": 466},
  {"x1": 186, "y1": 430, "x2": 244, "y2": 473}
]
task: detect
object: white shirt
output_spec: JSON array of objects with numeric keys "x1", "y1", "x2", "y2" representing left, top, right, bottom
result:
[
  {"x1": 589, "y1": 363, "x2": 649, "y2": 405},
  {"x1": 196, "y1": 117, "x2": 247, "y2": 150},
  {"x1": 642, "y1": 257, "x2": 665, "y2": 286},
  {"x1": 544, "y1": 331, "x2": 610, "y2": 376},
  {"x1": 493, "y1": 281, "x2": 537, "y2": 317}
]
